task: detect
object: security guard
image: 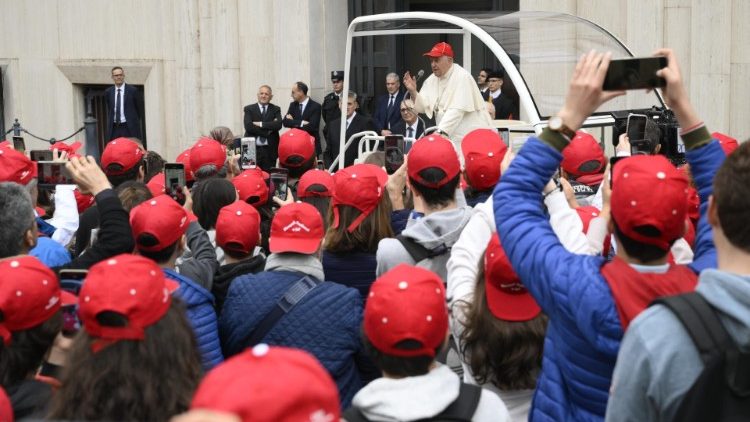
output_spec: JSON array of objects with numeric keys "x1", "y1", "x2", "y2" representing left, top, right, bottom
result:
[{"x1": 322, "y1": 70, "x2": 345, "y2": 130}]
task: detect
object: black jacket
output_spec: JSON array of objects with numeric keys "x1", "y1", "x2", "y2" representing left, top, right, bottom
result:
[
  {"x1": 243, "y1": 102, "x2": 282, "y2": 145},
  {"x1": 390, "y1": 118, "x2": 425, "y2": 139},
  {"x1": 325, "y1": 113, "x2": 376, "y2": 168},
  {"x1": 212, "y1": 255, "x2": 266, "y2": 314},
  {"x1": 283, "y1": 98, "x2": 322, "y2": 148},
  {"x1": 105, "y1": 83, "x2": 143, "y2": 139}
]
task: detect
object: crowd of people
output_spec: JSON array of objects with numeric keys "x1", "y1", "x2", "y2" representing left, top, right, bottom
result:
[{"x1": 0, "y1": 41, "x2": 748, "y2": 422}]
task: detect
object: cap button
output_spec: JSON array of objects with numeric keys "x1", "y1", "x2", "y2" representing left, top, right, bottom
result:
[
  {"x1": 252, "y1": 343, "x2": 270, "y2": 357},
  {"x1": 9, "y1": 260, "x2": 19, "y2": 268},
  {"x1": 398, "y1": 281, "x2": 408, "y2": 290},
  {"x1": 382, "y1": 317, "x2": 388, "y2": 324},
  {"x1": 656, "y1": 171, "x2": 666, "y2": 179},
  {"x1": 108, "y1": 259, "x2": 117, "y2": 265},
  {"x1": 150, "y1": 200, "x2": 157, "y2": 205}
]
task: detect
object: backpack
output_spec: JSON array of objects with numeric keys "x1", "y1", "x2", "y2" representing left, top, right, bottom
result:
[
  {"x1": 342, "y1": 382, "x2": 482, "y2": 422},
  {"x1": 652, "y1": 292, "x2": 750, "y2": 421},
  {"x1": 396, "y1": 234, "x2": 451, "y2": 280}
]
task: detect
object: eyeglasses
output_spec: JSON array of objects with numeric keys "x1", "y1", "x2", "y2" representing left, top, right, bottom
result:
[
  {"x1": 400, "y1": 108, "x2": 413, "y2": 113},
  {"x1": 112, "y1": 74, "x2": 124, "y2": 78}
]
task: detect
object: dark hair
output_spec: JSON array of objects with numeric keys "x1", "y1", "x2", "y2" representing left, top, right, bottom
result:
[
  {"x1": 36, "y1": 187, "x2": 56, "y2": 217},
  {"x1": 0, "y1": 182, "x2": 35, "y2": 259},
  {"x1": 324, "y1": 195, "x2": 393, "y2": 254},
  {"x1": 136, "y1": 236, "x2": 180, "y2": 264},
  {"x1": 192, "y1": 178, "x2": 237, "y2": 230},
  {"x1": 457, "y1": 255, "x2": 547, "y2": 390},
  {"x1": 612, "y1": 220, "x2": 672, "y2": 262},
  {"x1": 48, "y1": 300, "x2": 201, "y2": 422},
  {"x1": 111, "y1": 66, "x2": 123, "y2": 74},
  {"x1": 301, "y1": 196, "x2": 332, "y2": 232},
  {"x1": 193, "y1": 163, "x2": 228, "y2": 181},
  {"x1": 285, "y1": 156, "x2": 316, "y2": 179},
  {"x1": 295, "y1": 81, "x2": 309, "y2": 96},
  {"x1": 116, "y1": 181, "x2": 153, "y2": 212},
  {"x1": 362, "y1": 328, "x2": 440, "y2": 377},
  {"x1": 409, "y1": 169, "x2": 460, "y2": 208},
  {"x1": 0, "y1": 311, "x2": 62, "y2": 388},
  {"x1": 713, "y1": 141, "x2": 750, "y2": 252},
  {"x1": 106, "y1": 159, "x2": 144, "y2": 188},
  {"x1": 143, "y1": 151, "x2": 166, "y2": 183}
]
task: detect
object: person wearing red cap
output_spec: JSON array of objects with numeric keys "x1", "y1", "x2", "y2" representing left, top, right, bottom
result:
[
  {"x1": 559, "y1": 131, "x2": 608, "y2": 207},
  {"x1": 176, "y1": 345, "x2": 340, "y2": 422},
  {"x1": 461, "y1": 128, "x2": 507, "y2": 207},
  {"x1": 48, "y1": 254, "x2": 202, "y2": 421},
  {"x1": 376, "y1": 134, "x2": 472, "y2": 282},
  {"x1": 607, "y1": 142, "x2": 750, "y2": 422},
  {"x1": 493, "y1": 49, "x2": 724, "y2": 421},
  {"x1": 191, "y1": 177, "x2": 239, "y2": 266},
  {"x1": 130, "y1": 194, "x2": 223, "y2": 369},
  {"x1": 283, "y1": 81, "x2": 323, "y2": 158},
  {"x1": 189, "y1": 137, "x2": 228, "y2": 181},
  {"x1": 278, "y1": 128, "x2": 317, "y2": 195},
  {"x1": 452, "y1": 235, "x2": 546, "y2": 421},
  {"x1": 297, "y1": 168, "x2": 334, "y2": 228},
  {"x1": 220, "y1": 202, "x2": 377, "y2": 407},
  {"x1": 403, "y1": 42, "x2": 492, "y2": 150},
  {"x1": 0, "y1": 256, "x2": 74, "y2": 419},
  {"x1": 322, "y1": 164, "x2": 394, "y2": 303},
  {"x1": 212, "y1": 201, "x2": 266, "y2": 313},
  {"x1": 344, "y1": 264, "x2": 509, "y2": 421}
]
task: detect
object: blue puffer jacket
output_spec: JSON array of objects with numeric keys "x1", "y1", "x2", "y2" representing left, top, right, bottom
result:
[
  {"x1": 493, "y1": 135, "x2": 722, "y2": 421},
  {"x1": 322, "y1": 250, "x2": 377, "y2": 303},
  {"x1": 164, "y1": 269, "x2": 223, "y2": 371},
  {"x1": 220, "y1": 270, "x2": 376, "y2": 408}
]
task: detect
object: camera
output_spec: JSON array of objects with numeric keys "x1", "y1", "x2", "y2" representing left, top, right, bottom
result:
[{"x1": 611, "y1": 107, "x2": 683, "y2": 166}]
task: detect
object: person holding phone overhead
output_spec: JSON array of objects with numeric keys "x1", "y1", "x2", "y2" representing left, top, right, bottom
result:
[{"x1": 243, "y1": 85, "x2": 282, "y2": 171}]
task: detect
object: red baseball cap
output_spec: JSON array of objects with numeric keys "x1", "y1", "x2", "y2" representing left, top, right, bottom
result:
[
  {"x1": 278, "y1": 129, "x2": 315, "y2": 167},
  {"x1": 189, "y1": 137, "x2": 226, "y2": 174},
  {"x1": 146, "y1": 172, "x2": 166, "y2": 197},
  {"x1": 611, "y1": 155, "x2": 689, "y2": 250},
  {"x1": 298, "y1": 169, "x2": 335, "y2": 199},
  {"x1": 191, "y1": 344, "x2": 340, "y2": 422},
  {"x1": 408, "y1": 134, "x2": 460, "y2": 188},
  {"x1": 50, "y1": 141, "x2": 82, "y2": 158},
  {"x1": 0, "y1": 256, "x2": 76, "y2": 345},
  {"x1": 461, "y1": 129, "x2": 507, "y2": 190},
  {"x1": 332, "y1": 164, "x2": 388, "y2": 232},
  {"x1": 74, "y1": 189, "x2": 96, "y2": 214},
  {"x1": 712, "y1": 132, "x2": 739, "y2": 156},
  {"x1": 269, "y1": 203, "x2": 324, "y2": 254},
  {"x1": 176, "y1": 149, "x2": 195, "y2": 182},
  {"x1": 78, "y1": 254, "x2": 178, "y2": 350},
  {"x1": 101, "y1": 138, "x2": 145, "y2": 176},
  {"x1": 232, "y1": 169, "x2": 269, "y2": 208},
  {"x1": 0, "y1": 147, "x2": 36, "y2": 185},
  {"x1": 575, "y1": 206, "x2": 601, "y2": 233},
  {"x1": 561, "y1": 131, "x2": 606, "y2": 185},
  {"x1": 130, "y1": 195, "x2": 191, "y2": 252},
  {"x1": 216, "y1": 201, "x2": 261, "y2": 256},
  {"x1": 423, "y1": 42, "x2": 454, "y2": 58},
  {"x1": 484, "y1": 234, "x2": 541, "y2": 322},
  {"x1": 686, "y1": 186, "x2": 699, "y2": 222},
  {"x1": 0, "y1": 386, "x2": 11, "y2": 422},
  {"x1": 364, "y1": 264, "x2": 448, "y2": 358}
]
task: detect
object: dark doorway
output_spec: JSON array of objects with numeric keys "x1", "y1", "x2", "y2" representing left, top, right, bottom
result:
[{"x1": 82, "y1": 84, "x2": 147, "y2": 153}]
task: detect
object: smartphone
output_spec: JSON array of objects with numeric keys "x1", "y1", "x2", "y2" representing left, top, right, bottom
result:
[
  {"x1": 164, "y1": 163, "x2": 187, "y2": 205},
  {"x1": 12, "y1": 136, "x2": 25, "y2": 152},
  {"x1": 317, "y1": 160, "x2": 325, "y2": 170},
  {"x1": 232, "y1": 137, "x2": 242, "y2": 155},
  {"x1": 37, "y1": 161, "x2": 75, "y2": 187},
  {"x1": 384, "y1": 135, "x2": 405, "y2": 175},
  {"x1": 602, "y1": 56, "x2": 668, "y2": 91},
  {"x1": 609, "y1": 156, "x2": 629, "y2": 188},
  {"x1": 59, "y1": 269, "x2": 87, "y2": 337},
  {"x1": 30, "y1": 150, "x2": 53, "y2": 162},
  {"x1": 240, "y1": 137, "x2": 257, "y2": 169},
  {"x1": 270, "y1": 167, "x2": 289, "y2": 201}
]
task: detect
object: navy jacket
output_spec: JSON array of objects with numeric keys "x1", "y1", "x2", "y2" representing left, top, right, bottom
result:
[
  {"x1": 372, "y1": 90, "x2": 405, "y2": 133},
  {"x1": 105, "y1": 83, "x2": 143, "y2": 139},
  {"x1": 322, "y1": 250, "x2": 377, "y2": 304},
  {"x1": 493, "y1": 135, "x2": 721, "y2": 421},
  {"x1": 220, "y1": 270, "x2": 377, "y2": 407},
  {"x1": 283, "y1": 98, "x2": 322, "y2": 151}
]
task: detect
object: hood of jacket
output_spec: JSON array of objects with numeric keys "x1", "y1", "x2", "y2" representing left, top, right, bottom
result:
[{"x1": 400, "y1": 206, "x2": 473, "y2": 250}]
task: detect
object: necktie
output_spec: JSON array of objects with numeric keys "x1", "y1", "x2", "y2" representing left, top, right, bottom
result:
[
  {"x1": 299, "y1": 102, "x2": 304, "y2": 116},
  {"x1": 387, "y1": 95, "x2": 394, "y2": 112},
  {"x1": 261, "y1": 105, "x2": 267, "y2": 118},
  {"x1": 115, "y1": 88, "x2": 122, "y2": 123},
  {"x1": 406, "y1": 127, "x2": 414, "y2": 138}
]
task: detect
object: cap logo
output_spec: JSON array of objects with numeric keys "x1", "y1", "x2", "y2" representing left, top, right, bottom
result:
[
  {"x1": 500, "y1": 282, "x2": 526, "y2": 293},
  {"x1": 309, "y1": 410, "x2": 336, "y2": 422},
  {"x1": 283, "y1": 220, "x2": 310, "y2": 233},
  {"x1": 21, "y1": 170, "x2": 30, "y2": 179},
  {"x1": 45, "y1": 295, "x2": 60, "y2": 310}
]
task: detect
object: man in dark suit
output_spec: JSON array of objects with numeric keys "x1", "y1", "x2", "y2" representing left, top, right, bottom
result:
[
  {"x1": 372, "y1": 73, "x2": 406, "y2": 136},
  {"x1": 390, "y1": 98, "x2": 425, "y2": 140},
  {"x1": 322, "y1": 71, "x2": 345, "y2": 128},
  {"x1": 325, "y1": 91, "x2": 375, "y2": 169},
  {"x1": 283, "y1": 81, "x2": 322, "y2": 157},
  {"x1": 105, "y1": 66, "x2": 144, "y2": 142},
  {"x1": 481, "y1": 69, "x2": 516, "y2": 120},
  {"x1": 243, "y1": 84, "x2": 282, "y2": 171}
]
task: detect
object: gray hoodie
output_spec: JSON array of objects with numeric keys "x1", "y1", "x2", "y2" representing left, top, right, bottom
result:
[
  {"x1": 351, "y1": 364, "x2": 509, "y2": 421},
  {"x1": 606, "y1": 269, "x2": 750, "y2": 422},
  {"x1": 376, "y1": 206, "x2": 473, "y2": 281}
]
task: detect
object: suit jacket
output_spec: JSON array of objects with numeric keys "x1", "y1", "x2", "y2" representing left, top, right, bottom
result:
[
  {"x1": 482, "y1": 90, "x2": 516, "y2": 120},
  {"x1": 243, "y1": 102, "x2": 282, "y2": 149},
  {"x1": 105, "y1": 83, "x2": 143, "y2": 139},
  {"x1": 390, "y1": 118, "x2": 425, "y2": 139},
  {"x1": 283, "y1": 98, "x2": 322, "y2": 145},
  {"x1": 372, "y1": 90, "x2": 406, "y2": 133},
  {"x1": 325, "y1": 112, "x2": 375, "y2": 168}
]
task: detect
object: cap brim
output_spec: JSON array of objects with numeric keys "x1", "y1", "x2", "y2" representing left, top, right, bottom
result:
[
  {"x1": 165, "y1": 279, "x2": 180, "y2": 293},
  {"x1": 485, "y1": 280, "x2": 541, "y2": 322},
  {"x1": 61, "y1": 290, "x2": 78, "y2": 306},
  {"x1": 423, "y1": 52, "x2": 442, "y2": 58},
  {"x1": 269, "y1": 236, "x2": 321, "y2": 255}
]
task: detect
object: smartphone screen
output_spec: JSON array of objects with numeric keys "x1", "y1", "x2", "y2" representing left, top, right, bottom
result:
[
  {"x1": 232, "y1": 137, "x2": 242, "y2": 155},
  {"x1": 12, "y1": 136, "x2": 25, "y2": 153},
  {"x1": 164, "y1": 163, "x2": 186, "y2": 205},
  {"x1": 241, "y1": 137, "x2": 257, "y2": 169},
  {"x1": 37, "y1": 161, "x2": 75, "y2": 187},
  {"x1": 270, "y1": 168, "x2": 289, "y2": 201},
  {"x1": 602, "y1": 56, "x2": 668, "y2": 91},
  {"x1": 384, "y1": 135, "x2": 405, "y2": 175},
  {"x1": 627, "y1": 114, "x2": 648, "y2": 142},
  {"x1": 59, "y1": 269, "x2": 86, "y2": 337},
  {"x1": 30, "y1": 150, "x2": 53, "y2": 162}
]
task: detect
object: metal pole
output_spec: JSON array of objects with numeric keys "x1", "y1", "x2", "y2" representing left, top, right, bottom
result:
[{"x1": 83, "y1": 95, "x2": 99, "y2": 161}]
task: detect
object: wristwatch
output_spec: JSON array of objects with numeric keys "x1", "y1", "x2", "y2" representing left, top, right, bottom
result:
[{"x1": 548, "y1": 116, "x2": 576, "y2": 141}]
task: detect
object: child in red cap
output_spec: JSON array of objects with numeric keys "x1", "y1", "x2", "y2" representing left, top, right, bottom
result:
[{"x1": 461, "y1": 128, "x2": 507, "y2": 207}]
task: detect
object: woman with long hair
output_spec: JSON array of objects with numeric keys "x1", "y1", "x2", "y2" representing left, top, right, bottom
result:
[
  {"x1": 322, "y1": 164, "x2": 393, "y2": 302},
  {"x1": 454, "y1": 234, "x2": 547, "y2": 421},
  {"x1": 48, "y1": 255, "x2": 202, "y2": 421}
]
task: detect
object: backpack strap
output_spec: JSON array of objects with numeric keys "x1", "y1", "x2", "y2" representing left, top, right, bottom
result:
[
  {"x1": 396, "y1": 234, "x2": 449, "y2": 264},
  {"x1": 240, "y1": 275, "x2": 322, "y2": 349},
  {"x1": 341, "y1": 407, "x2": 370, "y2": 422}
]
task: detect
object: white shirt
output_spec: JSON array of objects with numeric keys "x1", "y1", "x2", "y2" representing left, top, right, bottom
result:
[
  {"x1": 346, "y1": 111, "x2": 356, "y2": 128},
  {"x1": 490, "y1": 89, "x2": 502, "y2": 100},
  {"x1": 405, "y1": 119, "x2": 419, "y2": 138},
  {"x1": 299, "y1": 97, "x2": 310, "y2": 116},
  {"x1": 113, "y1": 83, "x2": 127, "y2": 123}
]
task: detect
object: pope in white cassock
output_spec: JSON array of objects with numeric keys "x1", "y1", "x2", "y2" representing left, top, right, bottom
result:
[{"x1": 403, "y1": 42, "x2": 493, "y2": 154}]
